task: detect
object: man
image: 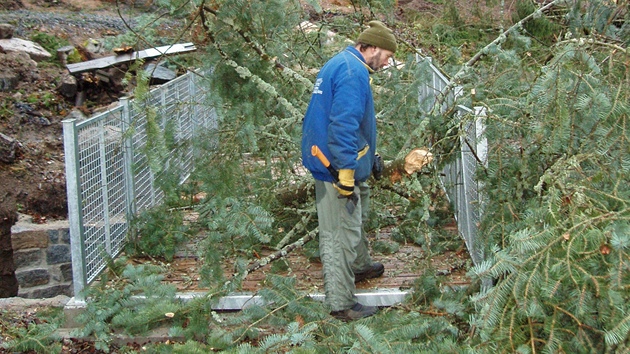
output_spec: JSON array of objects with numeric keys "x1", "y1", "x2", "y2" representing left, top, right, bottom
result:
[{"x1": 301, "y1": 20, "x2": 397, "y2": 321}]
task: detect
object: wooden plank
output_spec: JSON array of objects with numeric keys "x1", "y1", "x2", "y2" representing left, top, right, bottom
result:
[
  {"x1": 156, "y1": 235, "x2": 471, "y2": 293},
  {"x1": 66, "y1": 42, "x2": 197, "y2": 74},
  {"x1": 123, "y1": 222, "x2": 471, "y2": 296}
]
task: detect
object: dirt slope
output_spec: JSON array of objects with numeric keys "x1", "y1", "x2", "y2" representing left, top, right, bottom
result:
[{"x1": 0, "y1": 0, "x2": 146, "y2": 222}]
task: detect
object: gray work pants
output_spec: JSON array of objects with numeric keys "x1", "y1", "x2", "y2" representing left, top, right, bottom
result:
[{"x1": 315, "y1": 180, "x2": 373, "y2": 312}]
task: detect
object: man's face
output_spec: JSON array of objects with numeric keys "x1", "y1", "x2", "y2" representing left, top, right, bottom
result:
[{"x1": 366, "y1": 47, "x2": 394, "y2": 72}]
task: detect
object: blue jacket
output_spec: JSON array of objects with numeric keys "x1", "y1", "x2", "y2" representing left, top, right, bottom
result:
[{"x1": 301, "y1": 46, "x2": 376, "y2": 183}]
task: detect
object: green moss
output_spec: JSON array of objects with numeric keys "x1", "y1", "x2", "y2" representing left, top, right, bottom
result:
[{"x1": 30, "y1": 31, "x2": 70, "y2": 54}]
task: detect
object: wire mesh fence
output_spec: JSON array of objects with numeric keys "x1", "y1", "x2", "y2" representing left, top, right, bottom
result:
[
  {"x1": 416, "y1": 55, "x2": 487, "y2": 269},
  {"x1": 63, "y1": 71, "x2": 216, "y2": 298},
  {"x1": 442, "y1": 106, "x2": 487, "y2": 267}
]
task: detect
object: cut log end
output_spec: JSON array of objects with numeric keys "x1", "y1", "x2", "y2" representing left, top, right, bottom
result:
[{"x1": 404, "y1": 148, "x2": 433, "y2": 175}]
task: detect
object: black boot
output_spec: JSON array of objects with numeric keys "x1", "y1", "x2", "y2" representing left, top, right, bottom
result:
[
  {"x1": 331, "y1": 302, "x2": 378, "y2": 321},
  {"x1": 354, "y1": 262, "x2": 384, "y2": 283}
]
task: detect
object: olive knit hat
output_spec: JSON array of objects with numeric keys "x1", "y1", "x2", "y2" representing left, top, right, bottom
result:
[{"x1": 357, "y1": 20, "x2": 397, "y2": 53}]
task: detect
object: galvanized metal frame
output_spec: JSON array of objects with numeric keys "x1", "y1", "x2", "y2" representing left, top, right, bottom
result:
[
  {"x1": 63, "y1": 71, "x2": 215, "y2": 299},
  {"x1": 416, "y1": 55, "x2": 486, "y2": 271}
]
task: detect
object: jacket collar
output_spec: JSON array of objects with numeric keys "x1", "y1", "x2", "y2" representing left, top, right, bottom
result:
[{"x1": 344, "y1": 46, "x2": 375, "y2": 74}]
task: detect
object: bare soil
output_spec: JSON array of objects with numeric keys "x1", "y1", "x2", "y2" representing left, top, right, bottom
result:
[{"x1": 0, "y1": 0, "x2": 132, "y2": 222}]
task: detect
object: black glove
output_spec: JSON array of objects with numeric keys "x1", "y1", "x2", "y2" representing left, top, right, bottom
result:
[{"x1": 372, "y1": 154, "x2": 384, "y2": 180}]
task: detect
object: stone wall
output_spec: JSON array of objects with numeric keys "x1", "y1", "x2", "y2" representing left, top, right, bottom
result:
[
  {"x1": 0, "y1": 209, "x2": 18, "y2": 297},
  {"x1": 10, "y1": 214, "x2": 73, "y2": 298}
]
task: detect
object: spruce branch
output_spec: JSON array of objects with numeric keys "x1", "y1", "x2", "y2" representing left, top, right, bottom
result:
[
  {"x1": 275, "y1": 211, "x2": 314, "y2": 249},
  {"x1": 114, "y1": 0, "x2": 197, "y2": 66},
  {"x1": 232, "y1": 293, "x2": 309, "y2": 345},
  {"x1": 394, "y1": 301, "x2": 455, "y2": 318},
  {"x1": 557, "y1": 38, "x2": 628, "y2": 54},
  {"x1": 202, "y1": 4, "x2": 276, "y2": 64},
  {"x1": 605, "y1": 312, "x2": 630, "y2": 346},
  {"x1": 565, "y1": 237, "x2": 603, "y2": 297},
  {"x1": 463, "y1": 136, "x2": 488, "y2": 176},
  {"x1": 224, "y1": 59, "x2": 303, "y2": 118},
  {"x1": 550, "y1": 303, "x2": 602, "y2": 334},
  {"x1": 198, "y1": 9, "x2": 306, "y2": 128},
  {"x1": 451, "y1": 0, "x2": 564, "y2": 80},
  {"x1": 486, "y1": 0, "x2": 568, "y2": 61},
  {"x1": 400, "y1": 0, "x2": 567, "y2": 154},
  {"x1": 201, "y1": 4, "x2": 314, "y2": 90},
  {"x1": 510, "y1": 209, "x2": 630, "y2": 269}
]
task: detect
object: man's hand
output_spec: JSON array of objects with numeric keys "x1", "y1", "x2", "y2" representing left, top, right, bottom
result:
[
  {"x1": 372, "y1": 154, "x2": 384, "y2": 180},
  {"x1": 334, "y1": 169, "x2": 355, "y2": 196}
]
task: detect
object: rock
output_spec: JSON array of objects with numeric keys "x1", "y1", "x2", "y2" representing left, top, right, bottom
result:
[
  {"x1": 145, "y1": 63, "x2": 176, "y2": 85},
  {"x1": 92, "y1": 101, "x2": 120, "y2": 115},
  {"x1": 25, "y1": 115, "x2": 52, "y2": 126},
  {"x1": 14, "y1": 102, "x2": 51, "y2": 126},
  {"x1": 0, "y1": 132, "x2": 18, "y2": 164},
  {"x1": 57, "y1": 45, "x2": 75, "y2": 66},
  {"x1": 46, "y1": 244, "x2": 71, "y2": 265},
  {"x1": 0, "y1": 69, "x2": 19, "y2": 91},
  {"x1": 0, "y1": 0, "x2": 24, "y2": 11},
  {"x1": 0, "y1": 294, "x2": 71, "y2": 309},
  {"x1": 13, "y1": 249, "x2": 42, "y2": 269},
  {"x1": 0, "y1": 37, "x2": 52, "y2": 62},
  {"x1": 1, "y1": 51, "x2": 39, "y2": 84},
  {"x1": 60, "y1": 263, "x2": 73, "y2": 281},
  {"x1": 50, "y1": 228, "x2": 70, "y2": 244},
  {"x1": 0, "y1": 23, "x2": 14, "y2": 39},
  {"x1": 30, "y1": 284, "x2": 72, "y2": 299},
  {"x1": 65, "y1": 108, "x2": 87, "y2": 121},
  {"x1": 108, "y1": 66, "x2": 127, "y2": 92},
  {"x1": 11, "y1": 229, "x2": 49, "y2": 250},
  {"x1": 16, "y1": 268, "x2": 50, "y2": 287},
  {"x1": 57, "y1": 72, "x2": 78, "y2": 98},
  {"x1": 83, "y1": 38, "x2": 104, "y2": 54}
]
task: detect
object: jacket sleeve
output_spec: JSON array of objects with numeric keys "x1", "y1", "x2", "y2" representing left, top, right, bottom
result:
[{"x1": 327, "y1": 63, "x2": 368, "y2": 171}]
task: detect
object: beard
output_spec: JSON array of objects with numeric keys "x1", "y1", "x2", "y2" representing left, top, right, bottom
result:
[
  {"x1": 366, "y1": 50, "x2": 386, "y2": 72},
  {"x1": 366, "y1": 55, "x2": 381, "y2": 72}
]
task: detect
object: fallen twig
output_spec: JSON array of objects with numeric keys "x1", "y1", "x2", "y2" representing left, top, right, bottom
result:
[{"x1": 247, "y1": 229, "x2": 317, "y2": 273}]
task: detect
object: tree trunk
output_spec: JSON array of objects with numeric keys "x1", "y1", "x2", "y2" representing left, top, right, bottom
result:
[
  {"x1": 276, "y1": 148, "x2": 433, "y2": 205},
  {"x1": 0, "y1": 208, "x2": 18, "y2": 298},
  {"x1": 384, "y1": 148, "x2": 433, "y2": 184}
]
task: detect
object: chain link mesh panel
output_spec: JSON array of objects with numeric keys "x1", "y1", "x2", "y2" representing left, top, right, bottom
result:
[
  {"x1": 416, "y1": 55, "x2": 487, "y2": 268},
  {"x1": 63, "y1": 71, "x2": 216, "y2": 297}
]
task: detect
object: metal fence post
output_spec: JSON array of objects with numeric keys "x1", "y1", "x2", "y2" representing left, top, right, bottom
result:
[
  {"x1": 62, "y1": 119, "x2": 87, "y2": 300},
  {"x1": 97, "y1": 120, "x2": 112, "y2": 255},
  {"x1": 187, "y1": 71, "x2": 199, "y2": 176},
  {"x1": 189, "y1": 71, "x2": 197, "y2": 138},
  {"x1": 120, "y1": 97, "x2": 135, "y2": 218}
]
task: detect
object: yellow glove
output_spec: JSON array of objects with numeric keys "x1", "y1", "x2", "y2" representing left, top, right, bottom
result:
[{"x1": 334, "y1": 169, "x2": 355, "y2": 197}]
